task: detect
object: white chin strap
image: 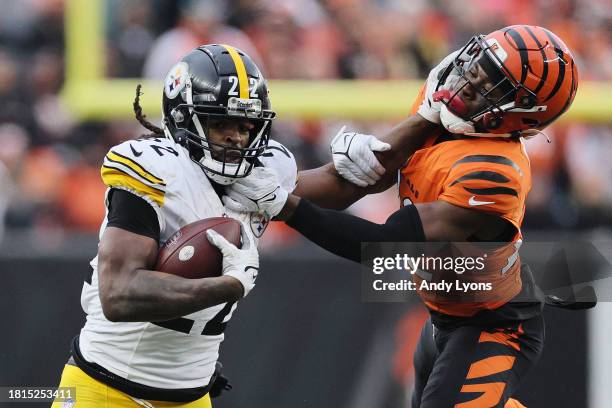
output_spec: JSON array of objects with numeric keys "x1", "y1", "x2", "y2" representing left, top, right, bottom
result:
[
  {"x1": 439, "y1": 100, "x2": 549, "y2": 139},
  {"x1": 440, "y1": 104, "x2": 518, "y2": 138},
  {"x1": 439, "y1": 104, "x2": 476, "y2": 134}
]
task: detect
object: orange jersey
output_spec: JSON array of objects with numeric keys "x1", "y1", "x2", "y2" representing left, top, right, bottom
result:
[
  {"x1": 402, "y1": 90, "x2": 532, "y2": 316},
  {"x1": 399, "y1": 137, "x2": 531, "y2": 231}
]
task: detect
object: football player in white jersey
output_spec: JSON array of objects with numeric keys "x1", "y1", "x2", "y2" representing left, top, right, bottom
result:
[{"x1": 52, "y1": 44, "x2": 297, "y2": 408}]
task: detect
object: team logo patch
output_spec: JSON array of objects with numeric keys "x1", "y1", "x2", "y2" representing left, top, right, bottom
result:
[
  {"x1": 164, "y1": 62, "x2": 189, "y2": 99},
  {"x1": 250, "y1": 213, "x2": 270, "y2": 238}
]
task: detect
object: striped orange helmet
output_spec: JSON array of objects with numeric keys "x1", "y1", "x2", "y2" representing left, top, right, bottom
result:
[{"x1": 434, "y1": 25, "x2": 579, "y2": 137}]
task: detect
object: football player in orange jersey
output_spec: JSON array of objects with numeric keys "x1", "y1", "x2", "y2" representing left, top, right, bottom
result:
[{"x1": 223, "y1": 25, "x2": 578, "y2": 407}]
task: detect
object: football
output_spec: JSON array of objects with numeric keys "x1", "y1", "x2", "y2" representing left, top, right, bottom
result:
[{"x1": 155, "y1": 217, "x2": 242, "y2": 279}]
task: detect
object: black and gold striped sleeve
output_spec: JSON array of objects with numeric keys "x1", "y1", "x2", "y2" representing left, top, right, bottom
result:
[{"x1": 101, "y1": 149, "x2": 166, "y2": 207}]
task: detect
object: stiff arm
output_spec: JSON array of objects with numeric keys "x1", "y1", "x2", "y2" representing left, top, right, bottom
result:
[{"x1": 293, "y1": 115, "x2": 437, "y2": 210}]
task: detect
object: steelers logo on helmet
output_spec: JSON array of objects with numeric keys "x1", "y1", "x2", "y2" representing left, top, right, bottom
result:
[
  {"x1": 161, "y1": 44, "x2": 276, "y2": 185},
  {"x1": 164, "y1": 62, "x2": 189, "y2": 100},
  {"x1": 434, "y1": 25, "x2": 578, "y2": 138}
]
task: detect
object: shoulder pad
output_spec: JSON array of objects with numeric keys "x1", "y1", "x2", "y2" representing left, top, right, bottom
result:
[
  {"x1": 260, "y1": 140, "x2": 297, "y2": 193},
  {"x1": 101, "y1": 138, "x2": 178, "y2": 207},
  {"x1": 439, "y1": 152, "x2": 525, "y2": 215}
]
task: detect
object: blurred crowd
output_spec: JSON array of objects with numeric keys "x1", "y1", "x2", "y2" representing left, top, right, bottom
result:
[{"x1": 0, "y1": 0, "x2": 611, "y2": 246}]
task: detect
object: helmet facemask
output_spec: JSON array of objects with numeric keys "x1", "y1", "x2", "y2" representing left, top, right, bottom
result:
[
  {"x1": 435, "y1": 35, "x2": 546, "y2": 137},
  {"x1": 168, "y1": 79, "x2": 275, "y2": 185}
]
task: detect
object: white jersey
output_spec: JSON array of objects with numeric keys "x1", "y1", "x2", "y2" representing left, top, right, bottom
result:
[{"x1": 78, "y1": 136, "x2": 296, "y2": 389}]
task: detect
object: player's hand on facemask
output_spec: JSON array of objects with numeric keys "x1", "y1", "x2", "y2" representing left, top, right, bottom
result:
[
  {"x1": 330, "y1": 126, "x2": 391, "y2": 187},
  {"x1": 222, "y1": 167, "x2": 289, "y2": 219},
  {"x1": 206, "y1": 225, "x2": 259, "y2": 297},
  {"x1": 416, "y1": 50, "x2": 460, "y2": 124}
]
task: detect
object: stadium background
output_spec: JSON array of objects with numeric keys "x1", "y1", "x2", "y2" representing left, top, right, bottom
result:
[{"x1": 0, "y1": 0, "x2": 611, "y2": 407}]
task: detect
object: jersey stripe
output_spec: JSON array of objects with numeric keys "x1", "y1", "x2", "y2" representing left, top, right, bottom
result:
[
  {"x1": 464, "y1": 186, "x2": 518, "y2": 197},
  {"x1": 101, "y1": 166, "x2": 165, "y2": 206},
  {"x1": 449, "y1": 170, "x2": 510, "y2": 186},
  {"x1": 457, "y1": 383, "x2": 507, "y2": 408},
  {"x1": 102, "y1": 161, "x2": 164, "y2": 192},
  {"x1": 452, "y1": 155, "x2": 523, "y2": 177},
  {"x1": 466, "y1": 355, "x2": 516, "y2": 379},
  {"x1": 265, "y1": 144, "x2": 292, "y2": 158},
  {"x1": 103, "y1": 158, "x2": 165, "y2": 191},
  {"x1": 221, "y1": 44, "x2": 249, "y2": 99},
  {"x1": 152, "y1": 318, "x2": 194, "y2": 334},
  {"x1": 106, "y1": 151, "x2": 165, "y2": 186}
]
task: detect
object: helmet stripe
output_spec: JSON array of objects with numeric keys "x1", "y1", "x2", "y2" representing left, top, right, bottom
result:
[
  {"x1": 523, "y1": 26, "x2": 549, "y2": 94},
  {"x1": 541, "y1": 59, "x2": 576, "y2": 127},
  {"x1": 221, "y1": 44, "x2": 249, "y2": 99},
  {"x1": 541, "y1": 29, "x2": 566, "y2": 102},
  {"x1": 558, "y1": 60, "x2": 577, "y2": 115},
  {"x1": 505, "y1": 28, "x2": 529, "y2": 84}
]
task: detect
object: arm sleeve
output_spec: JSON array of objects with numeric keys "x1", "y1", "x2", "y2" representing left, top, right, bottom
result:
[
  {"x1": 106, "y1": 188, "x2": 160, "y2": 242},
  {"x1": 286, "y1": 199, "x2": 425, "y2": 263}
]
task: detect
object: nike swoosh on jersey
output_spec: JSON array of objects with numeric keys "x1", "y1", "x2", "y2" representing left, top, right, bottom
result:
[
  {"x1": 468, "y1": 196, "x2": 495, "y2": 206},
  {"x1": 261, "y1": 194, "x2": 276, "y2": 203},
  {"x1": 130, "y1": 144, "x2": 143, "y2": 157}
]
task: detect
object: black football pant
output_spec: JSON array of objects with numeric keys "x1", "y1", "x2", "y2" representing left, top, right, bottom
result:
[{"x1": 411, "y1": 315, "x2": 544, "y2": 408}]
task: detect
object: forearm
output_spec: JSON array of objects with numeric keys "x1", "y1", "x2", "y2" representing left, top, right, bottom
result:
[
  {"x1": 294, "y1": 115, "x2": 436, "y2": 210},
  {"x1": 283, "y1": 197, "x2": 425, "y2": 263},
  {"x1": 294, "y1": 163, "x2": 389, "y2": 210},
  {"x1": 376, "y1": 114, "x2": 438, "y2": 171},
  {"x1": 103, "y1": 269, "x2": 242, "y2": 322}
]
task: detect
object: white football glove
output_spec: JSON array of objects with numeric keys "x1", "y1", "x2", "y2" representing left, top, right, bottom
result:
[
  {"x1": 330, "y1": 126, "x2": 391, "y2": 187},
  {"x1": 206, "y1": 226, "x2": 259, "y2": 297},
  {"x1": 416, "y1": 50, "x2": 460, "y2": 124},
  {"x1": 222, "y1": 167, "x2": 289, "y2": 219}
]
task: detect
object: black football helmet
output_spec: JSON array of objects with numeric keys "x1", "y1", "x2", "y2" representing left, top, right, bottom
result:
[{"x1": 162, "y1": 44, "x2": 276, "y2": 184}]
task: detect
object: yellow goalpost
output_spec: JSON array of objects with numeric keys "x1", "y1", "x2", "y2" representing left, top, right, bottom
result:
[{"x1": 61, "y1": 0, "x2": 612, "y2": 123}]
